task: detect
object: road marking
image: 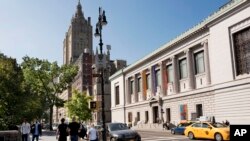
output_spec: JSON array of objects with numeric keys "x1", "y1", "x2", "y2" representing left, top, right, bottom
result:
[{"x1": 142, "y1": 136, "x2": 188, "y2": 141}]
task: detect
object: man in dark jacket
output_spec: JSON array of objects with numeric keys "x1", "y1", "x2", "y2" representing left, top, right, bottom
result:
[
  {"x1": 56, "y1": 118, "x2": 68, "y2": 141},
  {"x1": 31, "y1": 119, "x2": 42, "y2": 141},
  {"x1": 68, "y1": 117, "x2": 80, "y2": 141}
]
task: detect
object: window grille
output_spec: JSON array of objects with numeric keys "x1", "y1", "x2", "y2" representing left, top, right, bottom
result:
[{"x1": 233, "y1": 27, "x2": 250, "y2": 75}]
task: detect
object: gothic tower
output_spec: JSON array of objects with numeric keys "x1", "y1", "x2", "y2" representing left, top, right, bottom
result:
[
  {"x1": 63, "y1": 0, "x2": 92, "y2": 65},
  {"x1": 63, "y1": 1, "x2": 93, "y2": 94}
]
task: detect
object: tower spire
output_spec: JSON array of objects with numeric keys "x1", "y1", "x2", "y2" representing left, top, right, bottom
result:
[{"x1": 75, "y1": 0, "x2": 84, "y2": 18}]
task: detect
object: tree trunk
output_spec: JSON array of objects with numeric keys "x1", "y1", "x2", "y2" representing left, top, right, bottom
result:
[{"x1": 49, "y1": 106, "x2": 53, "y2": 131}]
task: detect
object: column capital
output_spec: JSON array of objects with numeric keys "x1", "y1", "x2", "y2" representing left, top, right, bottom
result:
[
  {"x1": 201, "y1": 39, "x2": 208, "y2": 46},
  {"x1": 170, "y1": 55, "x2": 176, "y2": 60},
  {"x1": 161, "y1": 60, "x2": 168, "y2": 66},
  {"x1": 184, "y1": 48, "x2": 190, "y2": 54}
]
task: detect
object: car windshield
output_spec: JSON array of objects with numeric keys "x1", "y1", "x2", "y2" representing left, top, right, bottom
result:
[
  {"x1": 211, "y1": 122, "x2": 228, "y2": 128},
  {"x1": 178, "y1": 122, "x2": 193, "y2": 127},
  {"x1": 109, "y1": 123, "x2": 129, "y2": 131}
]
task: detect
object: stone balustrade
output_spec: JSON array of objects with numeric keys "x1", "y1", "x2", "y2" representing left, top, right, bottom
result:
[{"x1": 0, "y1": 130, "x2": 21, "y2": 141}]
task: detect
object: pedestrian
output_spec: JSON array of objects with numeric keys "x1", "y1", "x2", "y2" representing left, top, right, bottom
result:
[
  {"x1": 56, "y1": 118, "x2": 68, "y2": 141},
  {"x1": 20, "y1": 118, "x2": 31, "y2": 141},
  {"x1": 225, "y1": 120, "x2": 230, "y2": 126},
  {"x1": 79, "y1": 122, "x2": 87, "y2": 140},
  {"x1": 68, "y1": 117, "x2": 80, "y2": 141},
  {"x1": 31, "y1": 119, "x2": 42, "y2": 141},
  {"x1": 87, "y1": 124, "x2": 98, "y2": 141}
]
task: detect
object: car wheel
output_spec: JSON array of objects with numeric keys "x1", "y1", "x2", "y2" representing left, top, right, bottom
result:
[
  {"x1": 171, "y1": 130, "x2": 175, "y2": 134},
  {"x1": 188, "y1": 132, "x2": 195, "y2": 140},
  {"x1": 135, "y1": 136, "x2": 141, "y2": 141},
  {"x1": 215, "y1": 133, "x2": 223, "y2": 141}
]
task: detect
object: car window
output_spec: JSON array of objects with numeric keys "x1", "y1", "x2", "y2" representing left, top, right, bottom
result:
[
  {"x1": 109, "y1": 123, "x2": 129, "y2": 131},
  {"x1": 178, "y1": 123, "x2": 189, "y2": 127},
  {"x1": 202, "y1": 123, "x2": 210, "y2": 128},
  {"x1": 192, "y1": 123, "x2": 201, "y2": 127},
  {"x1": 211, "y1": 122, "x2": 227, "y2": 128}
]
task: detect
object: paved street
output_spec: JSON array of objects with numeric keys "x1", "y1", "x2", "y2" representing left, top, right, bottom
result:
[
  {"x1": 138, "y1": 130, "x2": 188, "y2": 141},
  {"x1": 36, "y1": 129, "x2": 208, "y2": 141}
]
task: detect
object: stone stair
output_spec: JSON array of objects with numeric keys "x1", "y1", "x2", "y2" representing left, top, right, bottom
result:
[{"x1": 132, "y1": 123, "x2": 165, "y2": 131}]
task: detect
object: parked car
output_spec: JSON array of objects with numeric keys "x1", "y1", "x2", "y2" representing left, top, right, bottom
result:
[
  {"x1": 184, "y1": 121, "x2": 230, "y2": 141},
  {"x1": 171, "y1": 120, "x2": 195, "y2": 135},
  {"x1": 107, "y1": 123, "x2": 141, "y2": 141}
]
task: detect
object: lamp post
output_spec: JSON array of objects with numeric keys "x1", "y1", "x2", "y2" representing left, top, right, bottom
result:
[{"x1": 94, "y1": 7, "x2": 107, "y2": 141}]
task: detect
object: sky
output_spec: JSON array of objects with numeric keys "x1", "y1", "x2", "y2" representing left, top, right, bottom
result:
[{"x1": 0, "y1": 0, "x2": 230, "y2": 65}]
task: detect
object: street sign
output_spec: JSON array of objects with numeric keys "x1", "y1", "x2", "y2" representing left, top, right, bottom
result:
[{"x1": 90, "y1": 101, "x2": 97, "y2": 109}]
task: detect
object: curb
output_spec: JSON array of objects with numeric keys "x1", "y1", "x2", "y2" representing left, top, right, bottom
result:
[{"x1": 133, "y1": 128, "x2": 171, "y2": 132}]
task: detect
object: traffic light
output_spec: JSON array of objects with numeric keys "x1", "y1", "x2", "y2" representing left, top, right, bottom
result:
[{"x1": 90, "y1": 101, "x2": 97, "y2": 110}]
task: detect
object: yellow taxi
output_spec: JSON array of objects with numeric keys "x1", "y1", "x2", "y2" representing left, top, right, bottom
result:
[{"x1": 184, "y1": 121, "x2": 229, "y2": 141}]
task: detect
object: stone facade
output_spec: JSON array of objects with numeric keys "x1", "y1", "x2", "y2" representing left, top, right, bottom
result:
[{"x1": 110, "y1": 0, "x2": 250, "y2": 128}]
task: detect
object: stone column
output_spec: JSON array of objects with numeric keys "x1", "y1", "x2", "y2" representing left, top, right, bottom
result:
[
  {"x1": 172, "y1": 56, "x2": 179, "y2": 94},
  {"x1": 185, "y1": 49, "x2": 195, "y2": 90},
  {"x1": 202, "y1": 40, "x2": 211, "y2": 85},
  {"x1": 125, "y1": 79, "x2": 130, "y2": 104},
  {"x1": 148, "y1": 67, "x2": 152, "y2": 99},
  {"x1": 160, "y1": 61, "x2": 166, "y2": 96},
  {"x1": 134, "y1": 74, "x2": 138, "y2": 102}
]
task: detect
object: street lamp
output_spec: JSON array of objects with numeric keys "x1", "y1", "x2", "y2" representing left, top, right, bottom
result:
[{"x1": 95, "y1": 7, "x2": 107, "y2": 141}]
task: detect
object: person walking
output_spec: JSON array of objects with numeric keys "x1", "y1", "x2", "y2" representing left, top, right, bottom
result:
[
  {"x1": 20, "y1": 118, "x2": 31, "y2": 141},
  {"x1": 31, "y1": 119, "x2": 42, "y2": 141},
  {"x1": 56, "y1": 118, "x2": 68, "y2": 141},
  {"x1": 87, "y1": 124, "x2": 98, "y2": 141},
  {"x1": 68, "y1": 117, "x2": 80, "y2": 141},
  {"x1": 79, "y1": 122, "x2": 87, "y2": 140}
]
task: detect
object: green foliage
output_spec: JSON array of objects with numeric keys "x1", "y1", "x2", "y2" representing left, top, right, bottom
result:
[
  {"x1": 21, "y1": 56, "x2": 78, "y2": 129},
  {"x1": 0, "y1": 53, "x2": 27, "y2": 129},
  {"x1": 65, "y1": 89, "x2": 92, "y2": 121}
]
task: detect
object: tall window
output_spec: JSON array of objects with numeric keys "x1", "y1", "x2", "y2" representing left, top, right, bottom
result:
[
  {"x1": 233, "y1": 27, "x2": 250, "y2": 75},
  {"x1": 137, "y1": 77, "x2": 142, "y2": 92},
  {"x1": 115, "y1": 86, "x2": 119, "y2": 105},
  {"x1": 130, "y1": 80, "x2": 134, "y2": 94},
  {"x1": 128, "y1": 112, "x2": 132, "y2": 122},
  {"x1": 179, "y1": 58, "x2": 187, "y2": 79},
  {"x1": 194, "y1": 51, "x2": 205, "y2": 74},
  {"x1": 137, "y1": 112, "x2": 140, "y2": 121},
  {"x1": 156, "y1": 70, "x2": 161, "y2": 87},
  {"x1": 196, "y1": 104, "x2": 203, "y2": 118},
  {"x1": 145, "y1": 111, "x2": 149, "y2": 123},
  {"x1": 167, "y1": 64, "x2": 173, "y2": 82},
  {"x1": 166, "y1": 108, "x2": 171, "y2": 122},
  {"x1": 146, "y1": 74, "x2": 151, "y2": 89}
]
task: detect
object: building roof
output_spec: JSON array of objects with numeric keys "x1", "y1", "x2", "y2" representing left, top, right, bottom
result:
[
  {"x1": 122, "y1": 0, "x2": 247, "y2": 73},
  {"x1": 109, "y1": 69, "x2": 124, "y2": 80}
]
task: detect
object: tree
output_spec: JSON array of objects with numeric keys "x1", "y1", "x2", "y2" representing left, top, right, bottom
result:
[
  {"x1": 21, "y1": 56, "x2": 78, "y2": 130},
  {"x1": 0, "y1": 53, "x2": 32, "y2": 129},
  {"x1": 65, "y1": 89, "x2": 92, "y2": 121}
]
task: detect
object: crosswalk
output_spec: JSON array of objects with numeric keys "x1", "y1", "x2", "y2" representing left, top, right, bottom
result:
[{"x1": 142, "y1": 136, "x2": 188, "y2": 141}]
